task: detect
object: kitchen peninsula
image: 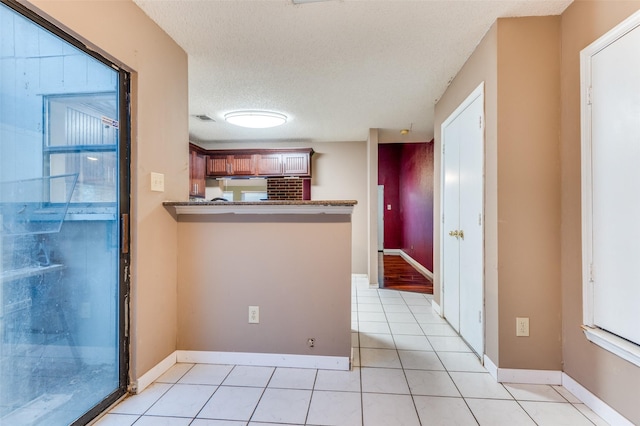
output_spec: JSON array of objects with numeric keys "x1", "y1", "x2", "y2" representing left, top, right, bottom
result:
[{"x1": 164, "y1": 200, "x2": 357, "y2": 369}]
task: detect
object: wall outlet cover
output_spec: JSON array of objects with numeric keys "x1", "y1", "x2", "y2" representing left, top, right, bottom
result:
[
  {"x1": 249, "y1": 306, "x2": 259, "y2": 324},
  {"x1": 516, "y1": 317, "x2": 530, "y2": 337}
]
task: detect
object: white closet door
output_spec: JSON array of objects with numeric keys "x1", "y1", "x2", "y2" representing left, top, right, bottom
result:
[
  {"x1": 441, "y1": 83, "x2": 485, "y2": 356},
  {"x1": 458, "y1": 94, "x2": 485, "y2": 356},
  {"x1": 443, "y1": 120, "x2": 461, "y2": 332},
  {"x1": 590, "y1": 24, "x2": 640, "y2": 344}
]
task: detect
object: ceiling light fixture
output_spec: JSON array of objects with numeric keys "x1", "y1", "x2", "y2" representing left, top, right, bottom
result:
[
  {"x1": 224, "y1": 111, "x2": 287, "y2": 128},
  {"x1": 400, "y1": 122, "x2": 414, "y2": 135}
]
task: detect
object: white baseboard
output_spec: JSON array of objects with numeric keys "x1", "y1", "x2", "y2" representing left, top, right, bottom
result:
[
  {"x1": 431, "y1": 300, "x2": 441, "y2": 316},
  {"x1": 498, "y1": 368, "x2": 562, "y2": 385},
  {"x1": 481, "y1": 356, "x2": 636, "y2": 425},
  {"x1": 383, "y1": 249, "x2": 402, "y2": 255},
  {"x1": 482, "y1": 355, "x2": 561, "y2": 385},
  {"x1": 399, "y1": 250, "x2": 433, "y2": 280},
  {"x1": 134, "y1": 351, "x2": 177, "y2": 394},
  {"x1": 176, "y1": 350, "x2": 350, "y2": 371},
  {"x1": 562, "y1": 373, "x2": 634, "y2": 426}
]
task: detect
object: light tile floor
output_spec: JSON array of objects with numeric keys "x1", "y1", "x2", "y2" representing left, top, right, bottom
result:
[{"x1": 96, "y1": 280, "x2": 609, "y2": 426}]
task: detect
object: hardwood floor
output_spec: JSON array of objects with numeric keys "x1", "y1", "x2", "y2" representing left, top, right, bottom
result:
[{"x1": 379, "y1": 253, "x2": 433, "y2": 294}]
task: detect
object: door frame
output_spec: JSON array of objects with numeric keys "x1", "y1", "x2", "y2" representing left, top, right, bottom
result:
[
  {"x1": 439, "y1": 82, "x2": 485, "y2": 356},
  {"x1": 377, "y1": 185, "x2": 384, "y2": 251}
]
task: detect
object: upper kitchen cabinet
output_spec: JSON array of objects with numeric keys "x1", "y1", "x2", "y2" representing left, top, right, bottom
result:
[
  {"x1": 207, "y1": 154, "x2": 256, "y2": 176},
  {"x1": 189, "y1": 143, "x2": 207, "y2": 198},
  {"x1": 257, "y1": 154, "x2": 283, "y2": 175},
  {"x1": 204, "y1": 148, "x2": 314, "y2": 178},
  {"x1": 282, "y1": 152, "x2": 310, "y2": 175}
]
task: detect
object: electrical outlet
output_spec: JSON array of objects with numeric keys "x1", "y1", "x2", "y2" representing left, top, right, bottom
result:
[
  {"x1": 307, "y1": 338, "x2": 315, "y2": 348},
  {"x1": 249, "y1": 306, "x2": 259, "y2": 324},
  {"x1": 151, "y1": 172, "x2": 164, "y2": 192},
  {"x1": 516, "y1": 317, "x2": 529, "y2": 337}
]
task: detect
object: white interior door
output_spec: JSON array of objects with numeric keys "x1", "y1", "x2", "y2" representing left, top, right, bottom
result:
[
  {"x1": 443, "y1": 123, "x2": 461, "y2": 332},
  {"x1": 441, "y1": 83, "x2": 485, "y2": 356},
  {"x1": 458, "y1": 94, "x2": 484, "y2": 356}
]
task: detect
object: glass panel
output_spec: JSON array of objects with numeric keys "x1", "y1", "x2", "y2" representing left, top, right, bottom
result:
[
  {"x1": 49, "y1": 152, "x2": 117, "y2": 203},
  {"x1": 241, "y1": 191, "x2": 268, "y2": 201},
  {"x1": 0, "y1": 3, "x2": 124, "y2": 424}
]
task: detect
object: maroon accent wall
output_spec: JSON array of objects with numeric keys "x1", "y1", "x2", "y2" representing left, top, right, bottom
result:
[
  {"x1": 400, "y1": 143, "x2": 434, "y2": 271},
  {"x1": 378, "y1": 142, "x2": 434, "y2": 271},
  {"x1": 378, "y1": 144, "x2": 403, "y2": 249}
]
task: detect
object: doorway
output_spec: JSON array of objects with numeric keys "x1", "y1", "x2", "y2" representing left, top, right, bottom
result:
[
  {"x1": 441, "y1": 83, "x2": 485, "y2": 357},
  {"x1": 0, "y1": 2, "x2": 130, "y2": 424}
]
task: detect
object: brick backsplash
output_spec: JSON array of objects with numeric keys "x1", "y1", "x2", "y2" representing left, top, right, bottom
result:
[{"x1": 267, "y1": 178, "x2": 304, "y2": 200}]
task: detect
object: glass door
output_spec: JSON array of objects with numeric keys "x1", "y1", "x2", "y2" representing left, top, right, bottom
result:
[{"x1": 0, "y1": 2, "x2": 130, "y2": 424}]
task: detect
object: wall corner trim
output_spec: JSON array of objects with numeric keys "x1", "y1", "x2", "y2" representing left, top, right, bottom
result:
[
  {"x1": 562, "y1": 373, "x2": 635, "y2": 426},
  {"x1": 431, "y1": 300, "x2": 442, "y2": 316},
  {"x1": 484, "y1": 355, "x2": 498, "y2": 380},
  {"x1": 134, "y1": 351, "x2": 178, "y2": 394},
  {"x1": 176, "y1": 351, "x2": 350, "y2": 371}
]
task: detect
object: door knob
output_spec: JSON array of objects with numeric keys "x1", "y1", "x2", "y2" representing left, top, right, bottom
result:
[
  {"x1": 449, "y1": 230, "x2": 459, "y2": 238},
  {"x1": 458, "y1": 230, "x2": 464, "y2": 240}
]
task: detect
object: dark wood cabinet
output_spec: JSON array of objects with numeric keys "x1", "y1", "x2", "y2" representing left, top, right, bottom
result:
[
  {"x1": 282, "y1": 152, "x2": 310, "y2": 175},
  {"x1": 207, "y1": 154, "x2": 257, "y2": 176},
  {"x1": 230, "y1": 154, "x2": 256, "y2": 175},
  {"x1": 207, "y1": 155, "x2": 228, "y2": 176},
  {"x1": 257, "y1": 154, "x2": 283, "y2": 175},
  {"x1": 189, "y1": 144, "x2": 207, "y2": 198},
  {"x1": 203, "y1": 148, "x2": 313, "y2": 178}
]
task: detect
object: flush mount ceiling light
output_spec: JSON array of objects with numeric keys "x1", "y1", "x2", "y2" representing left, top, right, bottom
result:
[
  {"x1": 400, "y1": 122, "x2": 414, "y2": 135},
  {"x1": 224, "y1": 111, "x2": 287, "y2": 128}
]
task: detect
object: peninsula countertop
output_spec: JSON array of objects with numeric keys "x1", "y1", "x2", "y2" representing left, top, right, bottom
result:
[{"x1": 163, "y1": 200, "x2": 357, "y2": 215}]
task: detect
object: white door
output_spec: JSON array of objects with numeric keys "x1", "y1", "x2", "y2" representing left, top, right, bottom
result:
[
  {"x1": 441, "y1": 83, "x2": 485, "y2": 357},
  {"x1": 442, "y1": 121, "x2": 461, "y2": 332},
  {"x1": 588, "y1": 22, "x2": 640, "y2": 344},
  {"x1": 458, "y1": 94, "x2": 484, "y2": 356}
]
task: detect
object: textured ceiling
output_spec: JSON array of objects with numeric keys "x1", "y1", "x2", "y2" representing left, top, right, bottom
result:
[{"x1": 133, "y1": 0, "x2": 572, "y2": 144}]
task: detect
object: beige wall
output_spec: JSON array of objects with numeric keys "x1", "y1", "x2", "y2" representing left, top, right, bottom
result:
[
  {"x1": 434, "y1": 23, "x2": 499, "y2": 363},
  {"x1": 560, "y1": 1, "x2": 640, "y2": 423},
  {"x1": 177, "y1": 214, "x2": 352, "y2": 357},
  {"x1": 434, "y1": 17, "x2": 562, "y2": 370},
  {"x1": 202, "y1": 140, "x2": 368, "y2": 274},
  {"x1": 28, "y1": 0, "x2": 189, "y2": 380},
  {"x1": 496, "y1": 17, "x2": 562, "y2": 370}
]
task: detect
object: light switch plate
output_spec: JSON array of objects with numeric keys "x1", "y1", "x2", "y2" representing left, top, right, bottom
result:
[{"x1": 151, "y1": 172, "x2": 164, "y2": 192}]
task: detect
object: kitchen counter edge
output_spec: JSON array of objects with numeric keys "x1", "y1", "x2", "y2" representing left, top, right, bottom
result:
[{"x1": 163, "y1": 200, "x2": 357, "y2": 215}]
